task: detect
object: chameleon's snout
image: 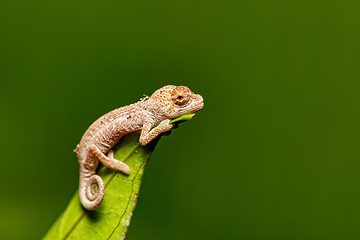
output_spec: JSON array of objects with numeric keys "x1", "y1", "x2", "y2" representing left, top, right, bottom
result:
[
  {"x1": 192, "y1": 94, "x2": 204, "y2": 113},
  {"x1": 198, "y1": 94, "x2": 204, "y2": 105}
]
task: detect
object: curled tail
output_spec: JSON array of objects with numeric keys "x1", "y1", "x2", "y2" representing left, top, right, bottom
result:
[{"x1": 79, "y1": 173, "x2": 105, "y2": 210}]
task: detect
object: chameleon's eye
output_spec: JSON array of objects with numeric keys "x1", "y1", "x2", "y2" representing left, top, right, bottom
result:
[{"x1": 171, "y1": 86, "x2": 192, "y2": 106}]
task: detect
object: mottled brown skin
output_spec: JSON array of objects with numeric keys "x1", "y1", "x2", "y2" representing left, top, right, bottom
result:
[{"x1": 75, "y1": 85, "x2": 204, "y2": 210}]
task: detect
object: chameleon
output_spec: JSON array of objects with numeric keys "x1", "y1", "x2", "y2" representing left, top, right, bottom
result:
[{"x1": 74, "y1": 85, "x2": 204, "y2": 210}]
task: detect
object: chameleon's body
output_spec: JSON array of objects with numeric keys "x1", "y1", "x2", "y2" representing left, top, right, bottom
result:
[{"x1": 74, "y1": 85, "x2": 204, "y2": 210}]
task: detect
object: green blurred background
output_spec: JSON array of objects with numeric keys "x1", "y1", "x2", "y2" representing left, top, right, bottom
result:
[{"x1": 1, "y1": 0, "x2": 360, "y2": 239}]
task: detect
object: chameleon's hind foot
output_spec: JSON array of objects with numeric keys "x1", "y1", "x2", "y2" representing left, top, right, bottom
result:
[
  {"x1": 107, "y1": 149, "x2": 131, "y2": 174},
  {"x1": 88, "y1": 144, "x2": 130, "y2": 175}
]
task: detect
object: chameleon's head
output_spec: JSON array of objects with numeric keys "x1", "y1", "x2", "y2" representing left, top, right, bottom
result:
[{"x1": 149, "y1": 85, "x2": 204, "y2": 119}]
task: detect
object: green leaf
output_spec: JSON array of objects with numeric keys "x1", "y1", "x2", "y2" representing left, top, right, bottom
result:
[
  {"x1": 43, "y1": 131, "x2": 161, "y2": 240},
  {"x1": 169, "y1": 113, "x2": 195, "y2": 124},
  {"x1": 43, "y1": 115, "x2": 195, "y2": 240}
]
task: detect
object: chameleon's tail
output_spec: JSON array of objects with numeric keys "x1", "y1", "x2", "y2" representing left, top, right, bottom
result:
[{"x1": 79, "y1": 173, "x2": 105, "y2": 210}]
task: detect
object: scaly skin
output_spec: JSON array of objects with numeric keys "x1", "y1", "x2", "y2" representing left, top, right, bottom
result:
[{"x1": 74, "y1": 85, "x2": 204, "y2": 210}]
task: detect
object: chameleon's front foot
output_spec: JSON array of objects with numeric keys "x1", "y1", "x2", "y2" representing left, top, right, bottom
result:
[
  {"x1": 139, "y1": 119, "x2": 175, "y2": 146},
  {"x1": 159, "y1": 119, "x2": 176, "y2": 136},
  {"x1": 158, "y1": 119, "x2": 175, "y2": 132}
]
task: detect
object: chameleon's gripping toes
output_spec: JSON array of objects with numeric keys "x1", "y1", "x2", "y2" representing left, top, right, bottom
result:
[{"x1": 75, "y1": 85, "x2": 204, "y2": 210}]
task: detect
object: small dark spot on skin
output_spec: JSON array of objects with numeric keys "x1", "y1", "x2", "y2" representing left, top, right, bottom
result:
[{"x1": 127, "y1": 115, "x2": 132, "y2": 119}]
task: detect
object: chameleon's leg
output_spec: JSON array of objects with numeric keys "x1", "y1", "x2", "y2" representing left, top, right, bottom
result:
[
  {"x1": 139, "y1": 119, "x2": 174, "y2": 146},
  {"x1": 88, "y1": 144, "x2": 130, "y2": 174},
  {"x1": 106, "y1": 149, "x2": 127, "y2": 168},
  {"x1": 106, "y1": 149, "x2": 131, "y2": 173},
  {"x1": 107, "y1": 149, "x2": 115, "y2": 159}
]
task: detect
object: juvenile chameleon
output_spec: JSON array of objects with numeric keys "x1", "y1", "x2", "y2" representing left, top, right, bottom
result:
[{"x1": 74, "y1": 85, "x2": 204, "y2": 210}]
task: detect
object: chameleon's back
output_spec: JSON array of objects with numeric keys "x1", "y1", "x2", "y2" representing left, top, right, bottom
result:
[{"x1": 75, "y1": 102, "x2": 144, "y2": 162}]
